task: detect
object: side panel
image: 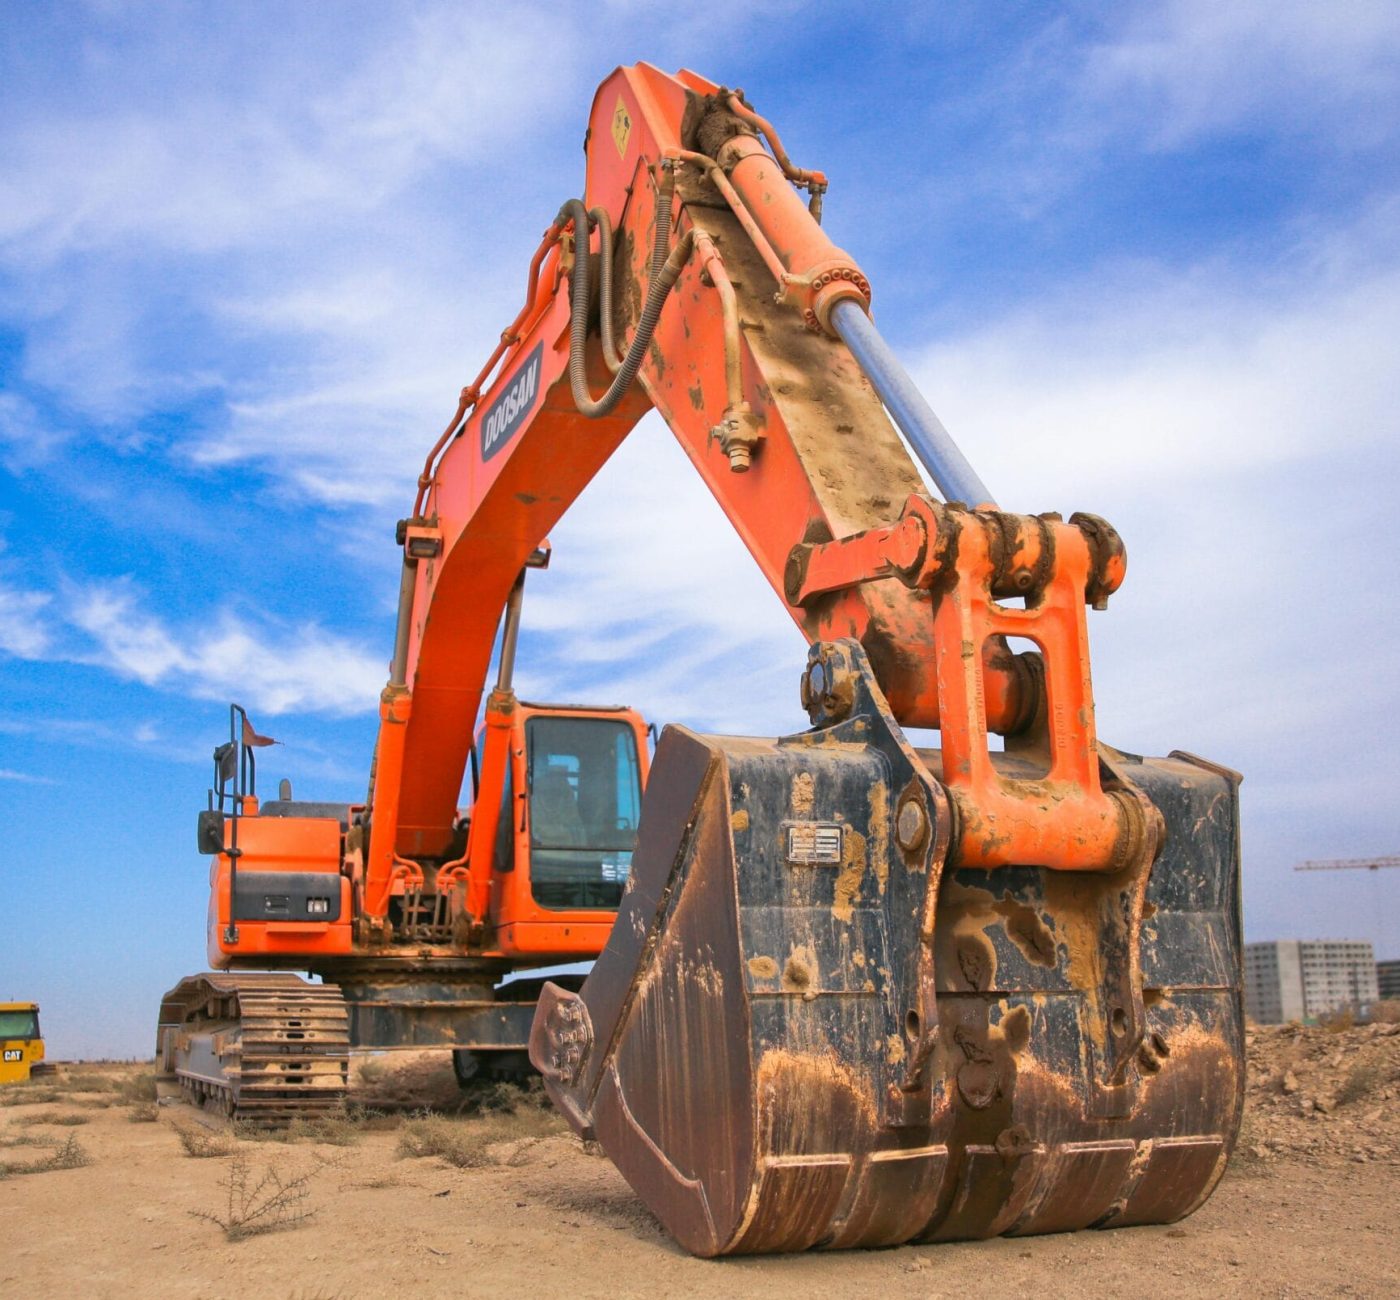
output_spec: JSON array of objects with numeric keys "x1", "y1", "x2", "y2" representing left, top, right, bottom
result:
[{"x1": 206, "y1": 816, "x2": 353, "y2": 966}]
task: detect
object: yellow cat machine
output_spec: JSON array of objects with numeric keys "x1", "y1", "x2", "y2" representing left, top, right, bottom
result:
[
  {"x1": 161, "y1": 64, "x2": 1244, "y2": 1254},
  {"x1": 0, "y1": 1003, "x2": 52, "y2": 1084}
]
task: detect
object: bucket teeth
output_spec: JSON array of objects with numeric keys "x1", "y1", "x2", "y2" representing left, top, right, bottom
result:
[{"x1": 531, "y1": 643, "x2": 1244, "y2": 1256}]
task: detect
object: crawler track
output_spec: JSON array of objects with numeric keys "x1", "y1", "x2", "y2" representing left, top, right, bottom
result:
[{"x1": 157, "y1": 973, "x2": 349, "y2": 1124}]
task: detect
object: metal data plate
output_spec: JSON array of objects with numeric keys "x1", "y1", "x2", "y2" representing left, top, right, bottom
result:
[{"x1": 785, "y1": 822, "x2": 844, "y2": 865}]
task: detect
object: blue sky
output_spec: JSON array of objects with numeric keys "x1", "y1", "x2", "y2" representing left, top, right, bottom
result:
[{"x1": 2, "y1": 2, "x2": 1397, "y2": 1057}]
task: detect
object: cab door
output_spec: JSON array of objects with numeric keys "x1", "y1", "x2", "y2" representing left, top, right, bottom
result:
[{"x1": 491, "y1": 707, "x2": 647, "y2": 957}]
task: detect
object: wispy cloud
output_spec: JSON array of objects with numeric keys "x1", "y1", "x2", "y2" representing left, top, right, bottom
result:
[
  {"x1": 0, "y1": 574, "x2": 385, "y2": 718},
  {"x1": 0, "y1": 392, "x2": 69, "y2": 472},
  {"x1": 0, "y1": 580, "x2": 52, "y2": 658},
  {"x1": 0, "y1": 768, "x2": 57, "y2": 784},
  {"x1": 1083, "y1": 0, "x2": 1400, "y2": 150},
  {"x1": 916, "y1": 213, "x2": 1400, "y2": 505},
  {"x1": 64, "y1": 580, "x2": 386, "y2": 715},
  {"x1": 0, "y1": 8, "x2": 575, "y2": 261}
]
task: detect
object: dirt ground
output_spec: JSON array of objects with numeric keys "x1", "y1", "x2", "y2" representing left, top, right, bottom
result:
[{"x1": 1, "y1": 1021, "x2": 1397, "y2": 1300}]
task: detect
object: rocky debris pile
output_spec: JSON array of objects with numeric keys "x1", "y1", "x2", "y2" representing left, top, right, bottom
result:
[{"x1": 1241, "y1": 1012, "x2": 1400, "y2": 1168}]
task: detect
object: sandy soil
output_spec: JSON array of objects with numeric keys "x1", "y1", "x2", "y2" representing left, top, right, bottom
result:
[{"x1": 1, "y1": 1026, "x2": 1396, "y2": 1300}]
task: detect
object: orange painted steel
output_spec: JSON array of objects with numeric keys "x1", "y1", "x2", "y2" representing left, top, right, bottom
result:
[
  {"x1": 210, "y1": 61, "x2": 1127, "y2": 966},
  {"x1": 725, "y1": 92, "x2": 828, "y2": 194},
  {"x1": 368, "y1": 62, "x2": 1036, "y2": 881},
  {"x1": 921, "y1": 506, "x2": 1145, "y2": 872},
  {"x1": 207, "y1": 816, "x2": 353, "y2": 963},
  {"x1": 712, "y1": 131, "x2": 869, "y2": 334}
]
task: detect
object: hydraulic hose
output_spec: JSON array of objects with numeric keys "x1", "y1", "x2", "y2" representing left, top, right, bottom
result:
[
  {"x1": 563, "y1": 167, "x2": 681, "y2": 419},
  {"x1": 588, "y1": 205, "x2": 622, "y2": 374}
]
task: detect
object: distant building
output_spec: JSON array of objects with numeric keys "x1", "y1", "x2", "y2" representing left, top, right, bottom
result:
[
  {"x1": 1243, "y1": 940, "x2": 1378, "y2": 1024},
  {"x1": 1378, "y1": 959, "x2": 1400, "y2": 1001}
]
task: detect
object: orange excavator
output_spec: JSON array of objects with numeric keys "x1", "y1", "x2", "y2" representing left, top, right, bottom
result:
[{"x1": 158, "y1": 63, "x2": 1244, "y2": 1255}]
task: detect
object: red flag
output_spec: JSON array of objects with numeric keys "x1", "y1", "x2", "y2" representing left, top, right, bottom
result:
[{"x1": 241, "y1": 715, "x2": 278, "y2": 748}]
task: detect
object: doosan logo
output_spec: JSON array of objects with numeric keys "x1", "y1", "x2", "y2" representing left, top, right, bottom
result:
[{"x1": 480, "y1": 343, "x2": 544, "y2": 461}]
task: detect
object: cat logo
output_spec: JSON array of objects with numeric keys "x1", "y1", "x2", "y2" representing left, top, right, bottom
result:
[
  {"x1": 611, "y1": 96, "x2": 631, "y2": 158},
  {"x1": 2, "y1": 1050, "x2": 20, "y2": 1063}
]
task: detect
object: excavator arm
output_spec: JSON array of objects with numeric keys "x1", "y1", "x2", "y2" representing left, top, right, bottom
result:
[
  {"x1": 365, "y1": 64, "x2": 1131, "y2": 906},
  {"x1": 348, "y1": 63, "x2": 1243, "y2": 1256}
]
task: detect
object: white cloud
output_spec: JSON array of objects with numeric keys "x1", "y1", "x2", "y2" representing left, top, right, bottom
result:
[
  {"x1": 0, "y1": 8, "x2": 573, "y2": 261},
  {"x1": 62, "y1": 579, "x2": 386, "y2": 716},
  {"x1": 0, "y1": 768, "x2": 57, "y2": 784},
  {"x1": 0, "y1": 392, "x2": 68, "y2": 471},
  {"x1": 889, "y1": 211, "x2": 1400, "y2": 894},
  {"x1": 913, "y1": 241, "x2": 1400, "y2": 507},
  {"x1": 1084, "y1": 0, "x2": 1400, "y2": 149},
  {"x1": 0, "y1": 581, "x2": 53, "y2": 658}
]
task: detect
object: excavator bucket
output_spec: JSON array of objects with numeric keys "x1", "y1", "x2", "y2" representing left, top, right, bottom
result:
[{"x1": 531, "y1": 640, "x2": 1243, "y2": 1256}]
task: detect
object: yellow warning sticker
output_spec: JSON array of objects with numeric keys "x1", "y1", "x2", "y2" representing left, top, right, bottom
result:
[{"x1": 611, "y1": 96, "x2": 632, "y2": 159}]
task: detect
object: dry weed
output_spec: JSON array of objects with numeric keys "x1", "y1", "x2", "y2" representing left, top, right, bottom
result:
[
  {"x1": 127, "y1": 1102, "x2": 160, "y2": 1123},
  {"x1": 15, "y1": 1111, "x2": 89, "y2": 1127},
  {"x1": 0, "y1": 1131, "x2": 57, "y2": 1150},
  {"x1": 342, "y1": 1171, "x2": 407, "y2": 1191},
  {"x1": 1336, "y1": 1059, "x2": 1387, "y2": 1106},
  {"x1": 118, "y1": 1071, "x2": 159, "y2": 1104},
  {"x1": 190, "y1": 1148, "x2": 322, "y2": 1241},
  {"x1": 0, "y1": 1085, "x2": 63, "y2": 1108},
  {"x1": 351, "y1": 1054, "x2": 463, "y2": 1113},
  {"x1": 396, "y1": 1108, "x2": 561, "y2": 1169},
  {"x1": 0, "y1": 1134, "x2": 91, "y2": 1179},
  {"x1": 173, "y1": 1121, "x2": 237, "y2": 1158},
  {"x1": 235, "y1": 1113, "x2": 366, "y2": 1148}
]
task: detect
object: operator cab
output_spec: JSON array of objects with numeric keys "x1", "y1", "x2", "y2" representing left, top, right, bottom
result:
[
  {"x1": 525, "y1": 710, "x2": 642, "y2": 910},
  {"x1": 476, "y1": 700, "x2": 650, "y2": 957}
]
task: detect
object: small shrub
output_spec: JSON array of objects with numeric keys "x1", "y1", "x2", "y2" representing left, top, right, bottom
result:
[
  {"x1": 0, "y1": 1131, "x2": 57, "y2": 1150},
  {"x1": 41, "y1": 1134, "x2": 91, "y2": 1170},
  {"x1": 16, "y1": 1111, "x2": 89, "y2": 1128},
  {"x1": 72, "y1": 1073, "x2": 122, "y2": 1092},
  {"x1": 173, "y1": 1121, "x2": 236, "y2": 1158},
  {"x1": 396, "y1": 1109, "x2": 560, "y2": 1169},
  {"x1": 127, "y1": 1102, "x2": 160, "y2": 1123},
  {"x1": 0, "y1": 1134, "x2": 91, "y2": 1179},
  {"x1": 1336, "y1": 1060, "x2": 1385, "y2": 1107},
  {"x1": 0, "y1": 1086, "x2": 63, "y2": 1108},
  {"x1": 343, "y1": 1171, "x2": 405, "y2": 1191},
  {"x1": 235, "y1": 1113, "x2": 365, "y2": 1148},
  {"x1": 191, "y1": 1149, "x2": 320, "y2": 1241},
  {"x1": 118, "y1": 1071, "x2": 159, "y2": 1104}
]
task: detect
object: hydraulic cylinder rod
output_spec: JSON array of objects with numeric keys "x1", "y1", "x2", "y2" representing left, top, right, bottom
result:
[{"x1": 830, "y1": 298, "x2": 995, "y2": 508}]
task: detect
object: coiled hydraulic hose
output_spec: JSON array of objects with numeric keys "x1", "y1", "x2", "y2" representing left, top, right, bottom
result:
[
  {"x1": 563, "y1": 167, "x2": 686, "y2": 418},
  {"x1": 588, "y1": 204, "x2": 622, "y2": 374}
]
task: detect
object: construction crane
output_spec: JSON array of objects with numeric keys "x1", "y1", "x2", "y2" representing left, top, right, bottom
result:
[
  {"x1": 1295, "y1": 856, "x2": 1400, "y2": 871},
  {"x1": 1293, "y1": 855, "x2": 1398, "y2": 966},
  {"x1": 158, "y1": 63, "x2": 1244, "y2": 1256}
]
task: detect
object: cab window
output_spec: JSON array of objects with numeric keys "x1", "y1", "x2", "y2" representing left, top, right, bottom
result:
[
  {"x1": 527, "y1": 716, "x2": 641, "y2": 910},
  {"x1": 0, "y1": 1010, "x2": 39, "y2": 1040}
]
